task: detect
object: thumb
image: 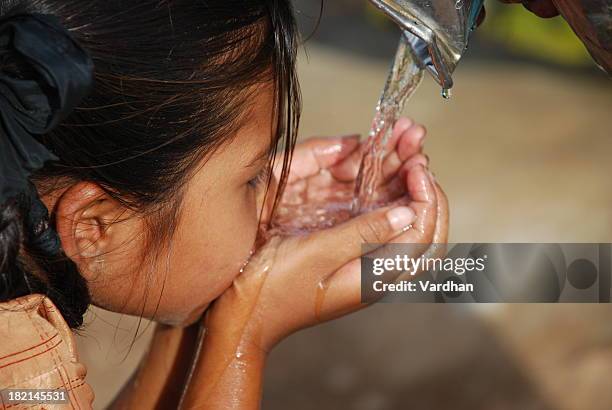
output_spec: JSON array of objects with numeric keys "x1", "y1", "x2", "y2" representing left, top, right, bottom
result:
[{"x1": 299, "y1": 205, "x2": 417, "y2": 275}]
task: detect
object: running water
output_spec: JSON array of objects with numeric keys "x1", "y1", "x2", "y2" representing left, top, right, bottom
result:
[
  {"x1": 352, "y1": 34, "x2": 424, "y2": 213},
  {"x1": 265, "y1": 35, "x2": 424, "y2": 237}
]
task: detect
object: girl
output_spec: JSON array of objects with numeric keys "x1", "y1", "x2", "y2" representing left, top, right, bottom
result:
[{"x1": 0, "y1": 1, "x2": 448, "y2": 408}]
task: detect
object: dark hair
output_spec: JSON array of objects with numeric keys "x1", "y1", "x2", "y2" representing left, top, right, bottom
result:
[{"x1": 0, "y1": 0, "x2": 301, "y2": 328}]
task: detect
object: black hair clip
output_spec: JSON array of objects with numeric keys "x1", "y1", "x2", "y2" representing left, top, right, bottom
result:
[
  {"x1": 0, "y1": 13, "x2": 93, "y2": 252},
  {"x1": 0, "y1": 13, "x2": 93, "y2": 204}
]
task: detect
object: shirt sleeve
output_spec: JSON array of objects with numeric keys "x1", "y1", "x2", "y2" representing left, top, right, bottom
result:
[{"x1": 0, "y1": 294, "x2": 94, "y2": 409}]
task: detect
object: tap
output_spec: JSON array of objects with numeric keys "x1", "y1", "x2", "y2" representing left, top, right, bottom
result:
[{"x1": 369, "y1": 0, "x2": 484, "y2": 92}]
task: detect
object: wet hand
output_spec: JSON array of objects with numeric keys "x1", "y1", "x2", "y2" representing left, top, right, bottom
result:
[
  {"x1": 204, "y1": 119, "x2": 448, "y2": 353},
  {"x1": 269, "y1": 117, "x2": 429, "y2": 231}
]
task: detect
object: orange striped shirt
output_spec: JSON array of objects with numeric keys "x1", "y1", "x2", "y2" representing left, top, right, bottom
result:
[{"x1": 0, "y1": 294, "x2": 94, "y2": 409}]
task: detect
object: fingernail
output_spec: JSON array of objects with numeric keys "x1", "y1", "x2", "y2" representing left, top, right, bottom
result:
[{"x1": 387, "y1": 206, "x2": 416, "y2": 231}]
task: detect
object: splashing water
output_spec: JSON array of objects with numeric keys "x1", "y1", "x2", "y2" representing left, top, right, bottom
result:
[
  {"x1": 352, "y1": 34, "x2": 424, "y2": 214},
  {"x1": 265, "y1": 34, "x2": 424, "y2": 238}
]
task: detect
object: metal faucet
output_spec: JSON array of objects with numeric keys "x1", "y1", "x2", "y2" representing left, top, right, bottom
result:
[{"x1": 369, "y1": 0, "x2": 484, "y2": 92}]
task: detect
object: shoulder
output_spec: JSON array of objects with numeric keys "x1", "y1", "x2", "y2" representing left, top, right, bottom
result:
[{"x1": 0, "y1": 294, "x2": 94, "y2": 409}]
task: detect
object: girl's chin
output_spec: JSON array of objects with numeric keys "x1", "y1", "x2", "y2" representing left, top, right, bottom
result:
[
  {"x1": 184, "y1": 302, "x2": 211, "y2": 326},
  {"x1": 156, "y1": 302, "x2": 211, "y2": 327}
]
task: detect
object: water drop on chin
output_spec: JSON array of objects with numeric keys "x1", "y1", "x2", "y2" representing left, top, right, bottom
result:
[{"x1": 441, "y1": 88, "x2": 451, "y2": 99}]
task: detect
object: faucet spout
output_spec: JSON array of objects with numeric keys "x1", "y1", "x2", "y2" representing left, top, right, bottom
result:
[{"x1": 369, "y1": 0, "x2": 484, "y2": 92}]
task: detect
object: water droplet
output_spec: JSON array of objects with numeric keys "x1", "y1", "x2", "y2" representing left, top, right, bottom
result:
[{"x1": 441, "y1": 88, "x2": 452, "y2": 99}]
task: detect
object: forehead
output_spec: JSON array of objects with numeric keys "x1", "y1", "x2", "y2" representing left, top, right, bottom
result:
[
  {"x1": 199, "y1": 83, "x2": 275, "y2": 173},
  {"x1": 230, "y1": 83, "x2": 276, "y2": 164}
]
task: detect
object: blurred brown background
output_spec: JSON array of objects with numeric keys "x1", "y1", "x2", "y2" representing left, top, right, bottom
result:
[{"x1": 77, "y1": 1, "x2": 612, "y2": 409}]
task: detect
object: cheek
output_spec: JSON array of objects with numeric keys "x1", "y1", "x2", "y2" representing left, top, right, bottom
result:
[{"x1": 152, "y1": 187, "x2": 260, "y2": 324}]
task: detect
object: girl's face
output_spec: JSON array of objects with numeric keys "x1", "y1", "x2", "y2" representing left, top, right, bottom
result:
[{"x1": 55, "y1": 85, "x2": 277, "y2": 326}]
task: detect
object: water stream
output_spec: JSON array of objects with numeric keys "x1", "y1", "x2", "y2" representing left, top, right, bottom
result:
[
  {"x1": 267, "y1": 34, "x2": 424, "y2": 237},
  {"x1": 352, "y1": 34, "x2": 424, "y2": 214},
  {"x1": 256, "y1": 35, "x2": 427, "y2": 320}
]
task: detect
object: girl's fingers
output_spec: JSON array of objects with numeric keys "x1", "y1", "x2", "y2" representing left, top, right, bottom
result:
[
  {"x1": 297, "y1": 203, "x2": 417, "y2": 277},
  {"x1": 394, "y1": 176, "x2": 449, "y2": 282},
  {"x1": 286, "y1": 117, "x2": 422, "y2": 184},
  {"x1": 384, "y1": 116, "x2": 413, "y2": 156},
  {"x1": 314, "y1": 164, "x2": 440, "y2": 317},
  {"x1": 397, "y1": 124, "x2": 426, "y2": 162},
  {"x1": 276, "y1": 135, "x2": 360, "y2": 182},
  {"x1": 308, "y1": 134, "x2": 360, "y2": 168},
  {"x1": 431, "y1": 178, "x2": 449, "y2": 245},
  {"x1": 397, "y1": 153, "x2": 429, "y2": 183},
  {"x1": 328, "y1": 139, "x2": 364, "y2": 182},
  {"x1": 381, "y1": 151, "x2": 402, "y2": 182},
  {"x1": 311, "y1": 258, "x2": 364, "y2": 322},
  {"x1": 382, "y1": 123, "x2": 426, "y2": 183},
  {"x1": 379, "y1": 153, "x2": 428, "y2": 200},
  {"x1": 390, "y1": 165, "x2": 438, "y2": 244},
  {"x1": 329, "y1": 117, "x2": 418, "y2": 183},
  {"x1": 300, "y1": 163, "x2": 436, "y2": 277}
]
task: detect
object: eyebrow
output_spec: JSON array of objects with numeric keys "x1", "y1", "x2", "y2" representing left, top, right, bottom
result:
[{"x1": 245, "y1": 144, "x2": 273, "y2": 168}]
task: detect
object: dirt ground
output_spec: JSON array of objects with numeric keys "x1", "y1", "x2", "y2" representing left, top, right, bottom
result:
[{"x1": 76, "y1": 45, "x2": 612, "y2": 409}]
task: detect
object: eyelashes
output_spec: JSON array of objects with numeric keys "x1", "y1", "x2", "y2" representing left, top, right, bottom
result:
[{"x1": 247, "y1": 163, "x2": 272, "y2": 188}]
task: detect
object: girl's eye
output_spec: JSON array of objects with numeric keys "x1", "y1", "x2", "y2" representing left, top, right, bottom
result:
[{"x1": 247, "y1": 164, "x2": 271, "y2": 188}]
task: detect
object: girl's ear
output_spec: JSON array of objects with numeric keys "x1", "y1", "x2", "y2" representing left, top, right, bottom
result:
[{"x1": 54, "y1": 182, "x2": 132, "y2": 274}]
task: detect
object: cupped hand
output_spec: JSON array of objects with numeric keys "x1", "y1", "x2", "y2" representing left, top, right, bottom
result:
[
  {"x1": 204, "y1": 118, "x2": 449, "y2": 355},
  {"x1": 267, "y1": 117, "x2": 430, "y2": 233}
]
